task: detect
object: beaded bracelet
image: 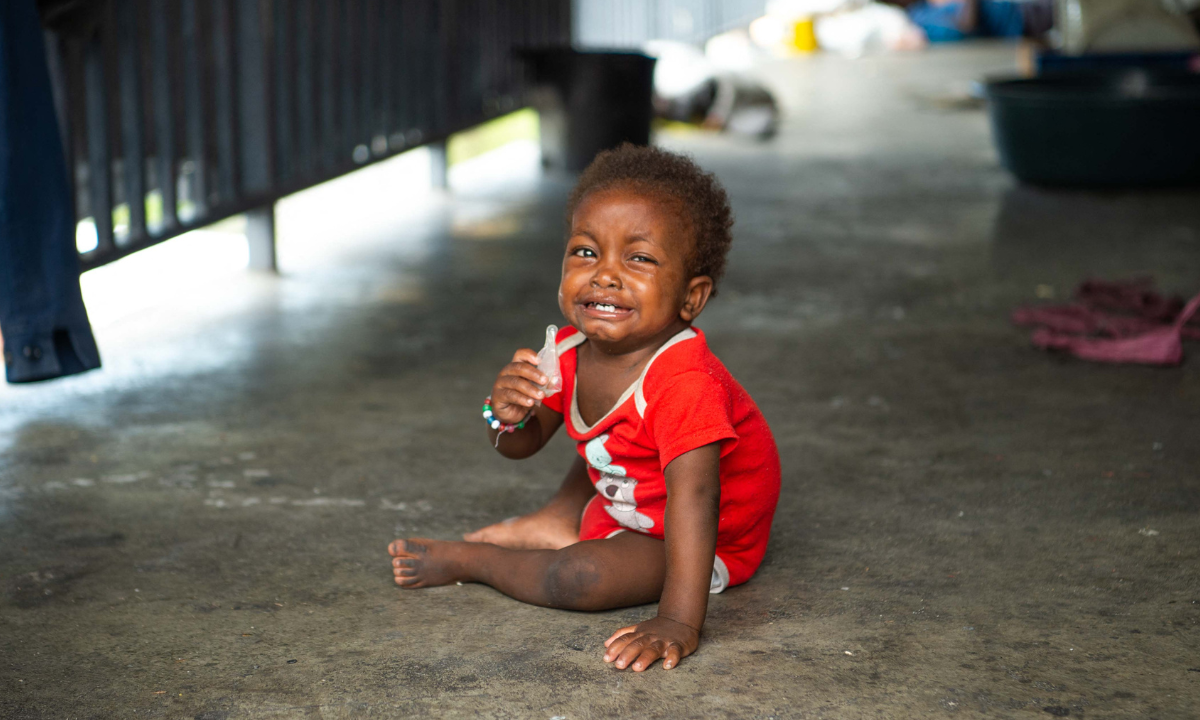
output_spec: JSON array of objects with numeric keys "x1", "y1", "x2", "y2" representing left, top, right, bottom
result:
[{"x1": 482, "y1": 396, "x2": 531, "y2": 435}]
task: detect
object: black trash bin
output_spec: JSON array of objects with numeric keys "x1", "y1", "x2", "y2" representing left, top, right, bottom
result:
[{"x1": 522, "y1": 49, "x2": 656, "y2": 172}]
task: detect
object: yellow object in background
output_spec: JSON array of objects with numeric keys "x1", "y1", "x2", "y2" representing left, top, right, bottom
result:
[{"x1": 790, "y1": 17, "x2": 819, "y2": 53}]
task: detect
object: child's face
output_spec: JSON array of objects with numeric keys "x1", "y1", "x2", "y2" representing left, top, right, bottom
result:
[{"x1": 559, "y1": 185, "x2": 712, "y2": 352}]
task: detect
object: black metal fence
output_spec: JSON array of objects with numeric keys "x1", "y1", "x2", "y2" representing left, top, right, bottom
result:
[{"x1": 47, "y1": 0, "x2": 571, "y2": 271}]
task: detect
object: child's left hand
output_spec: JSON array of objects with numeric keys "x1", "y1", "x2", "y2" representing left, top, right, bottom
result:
[{"x1": 603, "y1": 615, "x2": 700, "y2": 671}]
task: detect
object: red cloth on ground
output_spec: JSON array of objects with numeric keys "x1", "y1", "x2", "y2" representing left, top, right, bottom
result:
[
  {"x1": 1012, "y1": 279, "x2": 1200, "y2": 366},
  {"x1": 542, "y1": 326, "x2": 781, "y2": 592}
]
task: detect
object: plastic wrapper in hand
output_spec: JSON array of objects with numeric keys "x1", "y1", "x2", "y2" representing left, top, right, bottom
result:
[{"x1": 536, "y1": 325, "x2": 563, "y2": 397}]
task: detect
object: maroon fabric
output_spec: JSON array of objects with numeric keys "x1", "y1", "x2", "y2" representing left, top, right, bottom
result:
[{"x1": 1012, "y1": 280, "x2": 1200, "y2": 366}]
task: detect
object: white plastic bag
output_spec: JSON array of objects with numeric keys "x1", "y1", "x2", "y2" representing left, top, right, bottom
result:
[{"x1": 535, "y1": 325, "x2": 563, "y2": 397}]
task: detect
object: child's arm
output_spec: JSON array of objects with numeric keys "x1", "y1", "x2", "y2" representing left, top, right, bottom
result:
[
  {"x1": 603, "y1": 442, "x2": 721, "y2": 671},
  {"x1": 488, "y1": 348, "x2": 564, "y2": 459}
]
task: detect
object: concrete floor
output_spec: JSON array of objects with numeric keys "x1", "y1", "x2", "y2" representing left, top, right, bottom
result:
[{"x1": 3, "y1": 43, "x2": 1199, "y2": 719}]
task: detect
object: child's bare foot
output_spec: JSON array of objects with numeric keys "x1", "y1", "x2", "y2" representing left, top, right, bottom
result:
[
  {"x1": 463, "y1": 507, "x2": 579, "y2": 550},
  {"x1": 388, "y1": 538, "x2": 474, "y2": 588}
]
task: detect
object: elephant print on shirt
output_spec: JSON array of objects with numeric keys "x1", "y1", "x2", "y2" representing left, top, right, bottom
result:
[{"x1": 584, "y1": 434, "x2": 654, "y2": 531}]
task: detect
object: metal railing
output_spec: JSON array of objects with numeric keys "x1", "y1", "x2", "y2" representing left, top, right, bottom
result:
[
  {"x1": 572, "y1": 0, "x2": 765, "y2": 48},
  {"x1": 47, "y1": 0, "x2": 571, "y2": 271}
]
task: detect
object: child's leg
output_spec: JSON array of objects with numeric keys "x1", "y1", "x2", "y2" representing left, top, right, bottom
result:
[
  {"x1": 463, "y1": 455, "x2": 594, "y2": 550},
  {"x1": 389, "y1": 532, "x2": 665, "y2": 611}
]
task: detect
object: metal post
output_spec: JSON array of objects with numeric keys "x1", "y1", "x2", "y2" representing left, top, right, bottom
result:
[
  {"x1": 530, "y1": 85, "x2": 566, "y2": 171},
  {"x1": 429, "y1": 139, "x2": 448, "y2": 189},
  {"x1": 245, "y1": 205, "x2": 277, "y2": 272}
]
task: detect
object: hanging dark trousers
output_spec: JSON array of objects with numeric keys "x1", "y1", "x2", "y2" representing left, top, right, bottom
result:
[{"x1": 0, "y1": 0, "x2": 101, "y2": 383}]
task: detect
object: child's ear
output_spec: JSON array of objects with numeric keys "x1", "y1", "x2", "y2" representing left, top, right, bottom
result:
[{"x1": 679, "y1": 275, "x2": 714, "y2": 322}]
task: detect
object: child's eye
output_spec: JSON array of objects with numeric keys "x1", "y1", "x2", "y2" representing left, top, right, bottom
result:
[
  {"x1": 630, "y1": 255, "x2": 657, "y2": 264},
  {"x1": 571, "y1": 247, "x2": 596, "y2": 258}
]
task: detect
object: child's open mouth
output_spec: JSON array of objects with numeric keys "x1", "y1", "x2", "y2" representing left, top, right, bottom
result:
[{"x1": 581, "y1": 301, "x2": 633, "y2": 318}]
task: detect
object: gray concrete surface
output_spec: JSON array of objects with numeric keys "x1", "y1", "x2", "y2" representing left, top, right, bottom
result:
[{"x1": 2, "y1": 43, "x2": 1199, "y2": 719}]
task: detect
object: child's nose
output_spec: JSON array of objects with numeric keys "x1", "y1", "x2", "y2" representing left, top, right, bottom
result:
[{"x1": 591, "y1": 265, "x2": 622, "y2": 288}]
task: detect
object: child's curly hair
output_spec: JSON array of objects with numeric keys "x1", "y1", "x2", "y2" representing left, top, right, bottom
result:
[{"x1": 566, "y1": 144, "x2": 734, "y2": 295}]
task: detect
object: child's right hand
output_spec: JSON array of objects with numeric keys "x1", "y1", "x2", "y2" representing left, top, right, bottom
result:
[{"x1": 490, "y1": 349, "x2": 549, "y2": 424}]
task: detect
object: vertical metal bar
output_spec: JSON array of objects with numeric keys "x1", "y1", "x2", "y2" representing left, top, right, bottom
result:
[
  {"x1": 463, "y1": 0, "x2": 480, "y2": 124},
  {"x1": 512, "y1": 0, "x2": 527, "y2": 88},
  {"x1": 454, "y1": 0, "x2": 466, "y2": 127},
  {"x1": 461, "y1": 0, "x2": 474, "y2": 125},
  {"x1": 400, "y1": 0, "x2": 418, "y2": 136},
  {"x1": 512, "y1": 0, "x2": 524, "y2": 92},
  {"x1": 530, "y1": 0, "x2": 542, "y2": 47},
  {"x1": 498, "y1": 0, "x2": 513, "y2": 98},
  {"x1": 537, "y1": 0, "x2": 547, "y2": 48},
  {"x1": 58, "y1": 38, "x2": 88, "y2": 228},
  {"x1": 558, "y1": 0, "x2": 572, "y2": 45},
  {"x1": 180, "y1": 0, "x2": 208, "y2": 218},
  {"x1": 236, "y1": 0, "x2": 272, "y2": 194},
  {"x1": 361, "y1": 0, "x2": 376, "y2": 153},
  {"x1": 480, "y1": 0, "x2": 494, "y2": 106},
  {"x1": 423, "y1": 0, "x2": 437, "y2": 136},
  {"x1": 556, "y1": 0, "x2": 565, "y2": 45},
  {"x1": 413, "y1": 0, "x2": 430, "y2": 136},
  {"x1": 274, "y1": 0, "x2": 294, "y2": 183},
  {"x1": 45, "y1": 28, "x2": 85, "y2": 267},
  {"x1": 442, "y1": 0, "x2": 456, "y2": 129},
  {"x1": 377, "y1": 0, "x2": 390, "y2": 149},
  {"x1": 396, "y1": 0, "x2": 410, "y2": 144},
  {"x1": 116, "y1": 0, "x2": 147, "y2": 243},
  {"x1": 378, "y1": 0, "x2": 394, "y2": 143},
  {"x1": 397, "y1": 0, "x2": 410, "y2": 139},
  {"x1": 340, "y1": 0, "x2": 358, "y2": 161},
  {"x1": 296, "y1": 0, "x2": 316, "y2": 177},
  {"x1": 83, "y1": 36, "x2": 115, "y2": 255},
  {"x1": 319, "y1": 0, "x2": 338, "y2": 170},
  {"x1": 496, "y1": 0, "x2": 509, "y2": 101},
  {"x1": 211, "y1": 0, "x2": 238, "y2": 202},
  {"x1": 149, "y1": 0, "x2": 178, "y2": 232},
  {"x1": 474, "y1": 0, "x2": 486, "y2": 113},
  {"x1": 434, "y1": 0, "x2": 449, "y2": 132},
  {"x1": 493, "y1": 0, "x2": 504, "y2": 103}
]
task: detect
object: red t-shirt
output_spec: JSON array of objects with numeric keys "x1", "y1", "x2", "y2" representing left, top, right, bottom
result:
[{"x1": 542, "y1": 326, "x2": 781, "y2": 590}]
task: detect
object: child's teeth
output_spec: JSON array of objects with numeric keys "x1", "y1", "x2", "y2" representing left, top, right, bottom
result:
[{"x1": 596, "y1": 304, "x2": 616, "y2": 312}]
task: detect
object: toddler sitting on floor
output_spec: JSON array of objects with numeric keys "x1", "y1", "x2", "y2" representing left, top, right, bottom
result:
[{"x1": 389, "y1": 144, "x2": 780, "y2": 671}]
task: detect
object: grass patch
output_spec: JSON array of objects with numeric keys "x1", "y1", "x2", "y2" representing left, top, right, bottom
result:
[{"x1": 447, "y1": 108, "x2": 539, "y2": 166}]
